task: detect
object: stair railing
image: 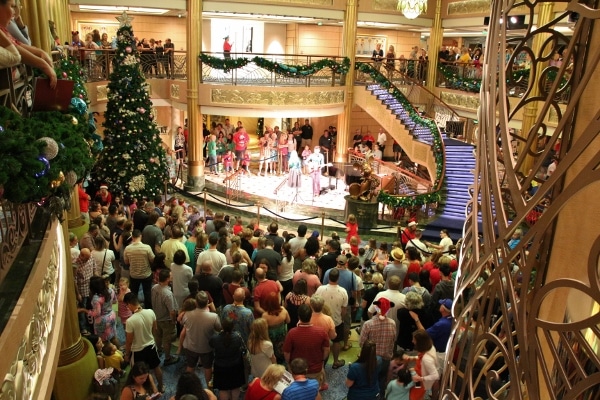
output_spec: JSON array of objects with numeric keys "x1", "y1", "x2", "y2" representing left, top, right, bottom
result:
[{"x1": 354, "y1": 62, "x2": 447, "y2": 219}]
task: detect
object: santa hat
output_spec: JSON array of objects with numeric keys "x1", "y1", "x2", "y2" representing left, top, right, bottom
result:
[
  {"x1": 373, "y1": 298, "x2": 395, "y2": 320},
  {"x1": 99, "y1": 184, "x2": 108, "y2": 190},
  {"x1": 408, "y1": 220, "x2": 417, "y2": 227}
]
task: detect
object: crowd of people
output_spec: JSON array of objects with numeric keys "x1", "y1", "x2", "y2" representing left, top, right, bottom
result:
[{"x1": 73, "y1": 182, "x2": 465, "y2": 400}]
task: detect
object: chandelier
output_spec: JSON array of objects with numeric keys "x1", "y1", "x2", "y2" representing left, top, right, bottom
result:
[{"x1": 397, "y1": 0, "x2": 427, "y2": 19}]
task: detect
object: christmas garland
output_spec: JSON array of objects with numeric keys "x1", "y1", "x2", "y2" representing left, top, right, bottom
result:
[
  {"x1": 199, "y1": 53, "x2": 351, "y2": 76},
  {"x1": 355, "y1": 62, "x2": 445, "y2": 209},
  {"x1": 377, "y1": 190, "x2": 442, "y2": 209}
]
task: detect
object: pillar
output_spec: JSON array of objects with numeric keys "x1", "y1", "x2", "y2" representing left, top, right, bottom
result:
[
  {"x1": 185, "y1": 0, "x2": 205, "y2": 192},
  {"x1": 336, "y1": 0, "x2": 358, "y2": 163},
  {"x1": 426, "y1": 0, "x2": 443, "y2": 93},
  {"x1": 519, "y1": 2, "x2": 554, "y2": 174},
  {"x1": 53, "y1": 204, "x2": 98, "y2": 400},
  {"x1": 21, "y1": 0, "x2": 51, "y2": 52},
  {"x1": 47, "y1": 0, "x2": 70, "y2": 47}
]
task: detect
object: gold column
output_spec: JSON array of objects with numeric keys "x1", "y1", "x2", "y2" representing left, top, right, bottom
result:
[
  {"x1": 53, "y1": 204, "x2": 98, "y2": 400},
  {"x1": 519, "y1": 2, "x2": 554, "y2": 174},
  {"x1": 185, "y1": 0, "x2": 205, "y2": 192},
  {"x1": 336, "y1": 0, "x2": 358, "y2": 163},
  {"x1": 21, "y1": 0, "x2": 52, "y2": 51},
  {"x1": 47, "y1": 0, "x2": 71, "y2": 47},
  {"x1": 426, "y1": 0, "x2": 443, "y2": 92}
]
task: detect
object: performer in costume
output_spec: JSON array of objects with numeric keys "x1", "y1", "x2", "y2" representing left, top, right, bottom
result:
[
  {"x1": 307, "y1": 146, "x2": 324, "y2": 197},
  {"x1": 288, "y1": 151, "x2": 302, "y2": 188}
]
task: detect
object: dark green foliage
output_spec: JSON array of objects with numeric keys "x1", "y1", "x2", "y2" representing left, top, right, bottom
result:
[{"x1": 93, "y1": 24, "x2": 167, "y2": 199}]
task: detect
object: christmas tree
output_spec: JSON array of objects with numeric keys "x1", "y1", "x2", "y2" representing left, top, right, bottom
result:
[{"x1": 93, "y1": 12, "x2": 167, "y2": 199}]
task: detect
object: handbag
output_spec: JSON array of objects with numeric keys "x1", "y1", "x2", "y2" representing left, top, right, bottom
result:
[{"x1": 239, "y1": 333, "x2": 252, "y2": 380}]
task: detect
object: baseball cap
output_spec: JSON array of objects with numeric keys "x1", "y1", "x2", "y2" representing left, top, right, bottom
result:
[
  {"x1": 439, "y1": 299, "x2": 453, "y2": 311},
  {"x1": 336, "y1": 254, "x2": 347, "y2": 265}
]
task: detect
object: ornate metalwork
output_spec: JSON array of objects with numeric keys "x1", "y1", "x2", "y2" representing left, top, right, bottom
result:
[
  {"x1": 0, "y1": 201, "x2": 37, "y2": 284},
  {"x1": 444, "y1": 1, "x2": 600, "y2": 399},
  {"x1": 1, "y1": 223, "x2": 62, "y2": 399}
]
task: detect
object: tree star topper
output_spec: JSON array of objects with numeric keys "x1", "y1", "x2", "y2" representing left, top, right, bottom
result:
[{"x1": 117, "y1": 11, "x2": 134, "y2": 27}]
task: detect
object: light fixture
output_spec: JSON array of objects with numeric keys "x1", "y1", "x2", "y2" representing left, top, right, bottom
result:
[
  {"x1": 397, "y1": 0, "x2": 427, "y2": 20},
  {"x1": 78, "y1": 5, "x2": 169, "y2": 15}
]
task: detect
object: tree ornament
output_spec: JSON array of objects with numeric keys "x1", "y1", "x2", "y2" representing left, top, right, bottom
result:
[
  {"x1": 72, "y1": 116, "x2": 78, "y2": 125},
  {"x1": 65, "y1": 171, "x2": 78, "y2": 185},
  {"x1": 126, "y1": 46, "x2": 132, "y2": 53},
  {"x1": 37, "y1": 137, "x2": 60, "y2": 160},
  {"x1": 50, "y1": 171, "x2": 65, "y2": 188},
  {"x1": 34, "y1": 156, "x2": 50, "y2": 178}
]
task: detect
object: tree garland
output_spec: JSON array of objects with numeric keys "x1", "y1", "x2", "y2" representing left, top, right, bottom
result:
[{"x1": 199, "y1": 53, "x2": 351, "y2": 76}]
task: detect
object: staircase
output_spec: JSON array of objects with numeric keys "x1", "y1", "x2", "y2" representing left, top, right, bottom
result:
[
  {"x1": 424, "y1": 138, "x2": 476, "y2": 241},
  {"x1": 368, "y1": 84, "x2": 435, "y2": 145}
]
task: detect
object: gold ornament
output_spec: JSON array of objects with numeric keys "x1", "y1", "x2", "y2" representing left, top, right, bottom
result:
[
  {"x1": 72, "y1": 116, "x2": 78, "y2": 125},
  {"x1": 51, "y1": 171, "x2": 65, "y2": 189}
]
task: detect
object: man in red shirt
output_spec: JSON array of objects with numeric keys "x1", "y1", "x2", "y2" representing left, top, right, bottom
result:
[
  {"x1": 252, "y1": 267, "x2": 282, "y2": 318},
  {"x1": 401, "y1": 220, "x2": 418, "y2": 247},
  {"x1": 362, "y1": 131, "x2": 375, "y2": 149},
  {"x1": 283, "y1": 304, "x2": 330, "y2": 388},
  {"x1": 78, "y1": 182, "x2": 91, "y2": 223},
  {"x1": 223, "y1": 36, "x2": 232, "y2": 58},
  {"x1": 233, "y1": 126, "x2": 250, "y2": 169}
]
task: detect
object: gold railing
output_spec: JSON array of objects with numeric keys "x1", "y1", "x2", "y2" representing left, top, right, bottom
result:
[
  {"x1": 70, "y1": 48, "x2": 188, "y2": 81},
  {"x1": 200, "y1": 52, "x2": 347, "y2": 87}
]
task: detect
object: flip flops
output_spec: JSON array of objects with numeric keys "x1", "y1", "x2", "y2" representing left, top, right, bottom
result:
[{"x1": 332, "y1": 360, "x2": 346, "y2": 369}]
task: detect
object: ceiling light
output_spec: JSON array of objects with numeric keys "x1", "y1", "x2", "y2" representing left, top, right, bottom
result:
[
  {"x1": 397, "y1": 0, "x2": 427, "y2": 19},
  {"x1": 78, "y1": 5, "x2": 169, "y2": 14}
]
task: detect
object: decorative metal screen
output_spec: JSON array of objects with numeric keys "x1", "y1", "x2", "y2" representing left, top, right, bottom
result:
[{"x1": 443, "y1": 0, "x2": 600, "y2": 399}]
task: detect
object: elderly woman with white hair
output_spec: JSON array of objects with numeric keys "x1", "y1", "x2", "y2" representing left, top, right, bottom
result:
[{"x1": 396, "y1": 291, "x2": 431, "y2": 350}]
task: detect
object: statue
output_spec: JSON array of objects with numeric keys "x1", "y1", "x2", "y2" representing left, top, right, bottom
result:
[{"x1": 348, "y1": 156, "x2": 380, "y2": 201}]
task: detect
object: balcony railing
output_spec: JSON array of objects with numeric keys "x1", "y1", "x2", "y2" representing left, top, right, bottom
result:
[
  {"x1": 70, "y1": 48, "x2": 188, "y2": 81},
  {"x1": 199, "y1": 52, "x2": 348, "y2": 87}
]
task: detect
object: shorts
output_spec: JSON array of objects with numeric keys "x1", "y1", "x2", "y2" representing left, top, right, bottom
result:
[
  {"x1": 235, "y1": 149, "x2": 245, "y2": 160},
  {"x1": 184, "y1": 347, "x2": 214, "y2": 369},
  {"x1": 131, "y1": 344, "x2": 161, "y2": 370},
  {"x1": 332, "y1": 323, "x2": 345, "y2": 343}
]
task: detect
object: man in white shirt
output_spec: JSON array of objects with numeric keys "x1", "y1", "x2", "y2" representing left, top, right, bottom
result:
[
  {"x1": 377, "y1": 129, "x2": 387, "y2": 155},
  {"x1": 196, "y1": 231, "x2": 227, "y2": 275},
  {"x1": 315, "y1": 268, "x2": 347, "y2": 370},
  {"x1": 405, "y1": 229, "x2": 429, "y2": 261},
  {"x1": 425, "y1": 229, "x2": 453, "y2": 253}
]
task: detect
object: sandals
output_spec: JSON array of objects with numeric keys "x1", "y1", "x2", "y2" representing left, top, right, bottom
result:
[
  {"x1": 332, "y1": 360, "x2": 346, "y2": 369},
  {"x1": 342, "y1": 344, "x2": 352, "y2": 351}
]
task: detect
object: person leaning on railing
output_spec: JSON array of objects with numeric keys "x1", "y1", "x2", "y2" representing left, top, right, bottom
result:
[{"x1": 0, "y1": 0, "x2": 56, "y2": 87}]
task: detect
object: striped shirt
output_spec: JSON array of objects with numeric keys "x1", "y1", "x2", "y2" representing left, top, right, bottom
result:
[{"x1": 124, "y1": 241, "x2": 154, "y2": 279}]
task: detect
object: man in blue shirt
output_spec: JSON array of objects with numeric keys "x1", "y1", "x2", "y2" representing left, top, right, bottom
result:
[{"x1": 282, "y1": 358, "x2": 321, "y2": 400}]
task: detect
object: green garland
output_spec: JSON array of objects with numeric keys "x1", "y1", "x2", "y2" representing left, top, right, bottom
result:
[
  {"x1": 377, "y1": 191, "x2": 442, "y2": 209},
  {"x1": 355, "y1": 62, "x2": 445, "y2": 209},
  {"x1": 199, "y1": 54, "x2": 350, "y2": 76},
  {"x1": 437, "y1": 64, "x2": 482, "y2": 93}
]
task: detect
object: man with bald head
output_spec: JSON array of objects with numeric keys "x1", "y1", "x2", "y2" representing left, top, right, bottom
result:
[
  {"x1": 221, "y1": 287, "x2": 254, "y2": 343},
  {"x1": 142, "y1": 212, "x2": 166, "y2": 254},
  {"x1": 74, "y1": 248, "x2": 96, "y2": 335},
  {"x1": 196, "y1": 261, "x2": 224, "y2": 309},
  {"x1": 253, "y1": 267, "x2": 282, "y2": 318}
]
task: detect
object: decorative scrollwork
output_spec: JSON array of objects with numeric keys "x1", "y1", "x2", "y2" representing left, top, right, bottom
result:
[{"x1": 444, "y1": 0, "x2": 600, "y2": 399}]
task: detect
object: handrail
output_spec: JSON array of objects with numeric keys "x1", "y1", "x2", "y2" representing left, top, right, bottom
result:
[
  {"x1": 199, "y1": 52, "x2": 349, "y2": 87},
  {"x1": 347, "y1": 149, "x2": 432, "y2": 189},
  {"x1": 353, "y1": 62, "x2": 446, "y2": 211}
]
